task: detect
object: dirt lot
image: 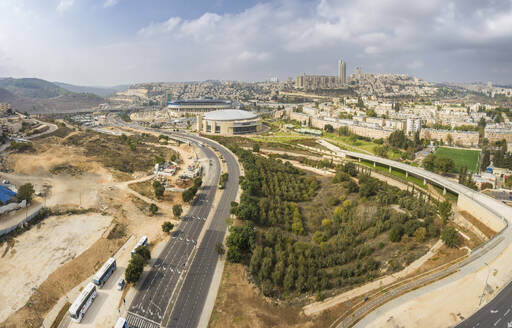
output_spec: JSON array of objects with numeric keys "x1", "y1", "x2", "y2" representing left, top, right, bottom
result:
[
  {"x1": 0, "y1": 129, "x2": 196, "y2": 327},
  {"x1": 209, "y1": 263, "x2": 343, "y2": 328},
  {"x1": 0, "y1": 214, "x2": 111, "y2": 323}
]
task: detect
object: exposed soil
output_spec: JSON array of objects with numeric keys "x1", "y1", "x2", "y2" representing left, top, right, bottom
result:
[
  {"x1": 209, "y1": 263, "x2": 344, "y2": 328},
  {"x1": 459, "y1": 210, "x2": 497, "y2": 239}
]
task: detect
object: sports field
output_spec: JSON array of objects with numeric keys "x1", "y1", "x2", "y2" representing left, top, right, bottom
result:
[{"x1": 434, "y1": 147, "x2": 480, "y2": 172}]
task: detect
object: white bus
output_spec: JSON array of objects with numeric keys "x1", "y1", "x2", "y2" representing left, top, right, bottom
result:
[
  {"x1": 92, "y1": 257, "x2": 116, "y2": 287},
  {"x1": 69, "y1": 282, "x2": 97, "y2": 323},
  {"x1": 131, "y1": 236, "x2": 148, "y2": 255},
  {"x1": 114, "y1": 317, "x2": 128, "y2": 328}
]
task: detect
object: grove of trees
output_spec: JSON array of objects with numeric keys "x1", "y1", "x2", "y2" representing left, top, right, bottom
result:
[{"x1": 225, "y1": 146, "x2": 444, "y2": 297}]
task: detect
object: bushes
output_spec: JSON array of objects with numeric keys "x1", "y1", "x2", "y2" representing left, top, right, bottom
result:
[
  {"x1": 182, "y1": 177, "x2": 203, "y2": 202},
  {"x1": 152, "y1": 180, "x2": 165, "y2": 199},
  {"x1": 172, "y1": 204, "x2": 183, "y2": 219},
  {"x1": 389, "y1": 224, "x2": 404, "y2": 242},
  {"x1": 422, "y1": 154, "x2": 455, "y2": 174},
  {"x1": 441, "y1": 227, "x2": 459, "y2": 247},
  {"x1": 162, "y1": 221, "x2": 174, "y2": 233},
  {"x1": 7, "y1": 142, "x2": 34, "y2": 153},
  {"x1": 125, "y1": 246, "x2": 151, "y2": 284}
]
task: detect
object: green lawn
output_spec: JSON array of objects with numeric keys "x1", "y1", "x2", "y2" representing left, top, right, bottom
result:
[{"x1": 434, "y1": 147, "x2": 480, "y2": 172}]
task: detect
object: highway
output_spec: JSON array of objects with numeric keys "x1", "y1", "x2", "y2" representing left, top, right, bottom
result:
[
  {"x1": 456, "y1": 280, "x2": 512, "y2": 328},
  {"x1": 166, "y1": 134, "x2": 240, "y2": 328},
  {"x1": 108, "y1": 117, "x2": 240, "y2": 328}
]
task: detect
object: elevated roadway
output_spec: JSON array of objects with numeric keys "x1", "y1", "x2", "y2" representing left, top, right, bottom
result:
[{"x1": 315, "y1": 140, "x2": 512, "y2": 328}]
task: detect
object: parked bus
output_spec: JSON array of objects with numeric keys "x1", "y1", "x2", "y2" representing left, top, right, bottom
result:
[
  {"x1": 114, "y1": 317, "x2": 128, "y2": 328},
  {"x1": 69, "y1": 282, "x2": 97, "y2": 323},
  {"x1": 92, "y1": 257, "x2": 116, "y2": 287},
  {"x1": 131, "y1": 236, "x2": 148, "y2": 255}
]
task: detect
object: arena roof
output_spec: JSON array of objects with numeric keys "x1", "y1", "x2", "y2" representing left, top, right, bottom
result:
[
  {"x1": 203, "y1": 109, "x2": 257, "y2": 121},
  {"x1": 168, "y1": 99, "x2": 232, "y2": 106}
]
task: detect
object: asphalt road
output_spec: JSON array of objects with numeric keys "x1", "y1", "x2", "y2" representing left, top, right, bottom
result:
[
  {"x1": 126, "y1": 142, "x2": 221, "y2": 328},
  {"x1": 166, "y1": 134, "x2": 240, "y2": 328},
  {"x1": 108, "y1": 118, "x2": 241, "y2": 328},
  {"x1": 456, "y1": 279, "x2": 512, "y2": 328}
]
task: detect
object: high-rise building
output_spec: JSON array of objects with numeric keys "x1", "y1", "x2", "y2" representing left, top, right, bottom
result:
[{"x1": 338, "y1": 60, "x2": 346, "y2": 85}]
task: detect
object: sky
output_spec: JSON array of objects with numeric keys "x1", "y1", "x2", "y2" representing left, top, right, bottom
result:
[{"x1": 1, "y1": 0, "x2": 512, "y2": 86}]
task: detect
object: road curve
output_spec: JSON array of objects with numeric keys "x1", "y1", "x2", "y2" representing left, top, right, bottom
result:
[
  {"x1": 108, "y1": 116, "x2": 241, "y2": 328},
  {"x1": 314, "y1": 140, "x2": 512, "y2": 328}
]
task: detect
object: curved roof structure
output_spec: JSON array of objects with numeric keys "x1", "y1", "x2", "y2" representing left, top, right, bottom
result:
[
  {"x1": 203, "y1": 109, "x2": 257, "y2": 121},
  {"x1": 167, "y1": 99, "x2": 232, "y2": 106}
]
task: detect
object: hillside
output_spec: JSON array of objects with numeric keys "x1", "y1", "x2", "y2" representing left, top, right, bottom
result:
[
  {"x1": 0, "y1": 77, "x2": 105, "y2": 113},
  {"x1": 54, "y1": 82, "x2": 129, "y2": 97},
  {"x1": 0, "y1": 78, "x2": 70, "y2": 99}
]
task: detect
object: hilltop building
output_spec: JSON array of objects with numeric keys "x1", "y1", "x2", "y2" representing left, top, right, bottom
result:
[
  {"x1": 338, "y1": 60, "x2": 347, "y2": 85},
  {"x1": 295, "y1": 59, "x2": 348, "y2": 90}
]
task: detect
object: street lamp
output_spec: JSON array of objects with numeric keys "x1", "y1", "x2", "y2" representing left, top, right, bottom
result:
[{"x1": 479, "y1": 262, "x2": 490, "y2": 306}]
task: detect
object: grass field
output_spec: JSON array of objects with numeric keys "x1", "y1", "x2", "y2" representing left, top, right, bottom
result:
[{"x1": 434, "y1": 147, "x2": 480, "y2": 172}]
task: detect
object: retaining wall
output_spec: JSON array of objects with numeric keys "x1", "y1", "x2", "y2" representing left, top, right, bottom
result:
[
  {"x1": 0, "y1": 207, "x2": 42, "y2": 237},
  {"x1": 457, "y1": 193, "x2": 506, "y2": 232}
]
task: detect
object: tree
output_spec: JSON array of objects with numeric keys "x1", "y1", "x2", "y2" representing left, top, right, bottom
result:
[
  {"x1": 438, "y1": 200, "x2": 452, "y2": 225},
  {"x1": 481, "y1": 149, "x2": 491, "y2": 171},
  {"x1": 436, "y1": 157, "x2": 455, "y2": 174},
  {"x1": 134, "y1": 245, "x2": 151, "y2": 262},
  {"x1": 389, "y1": 224, "x2": 404, "y2": 242},
  {"x1": 324, "y1": 124, "x2": 334, "y2": 133},
  {"x1": 153, "y1": 180, "x2": 165, "y2": 199},
  {"x1": 125, "y1": 253, "x2": 145, "y2": 284},
  {"x1": 182, "y1": 189, "x2": 194, "y2": 202},
  {"x1": 345, "y1": 180, "x2": 359, "y2": 193},
  {"x1": 149, "y1": 203, "x2": 158, "y2": 216},
  {"x1": 215, "y1": 242, "x2": 225, "y2": 256},
  {"x1": 414, "y1": 227, "x2": 427, "y2": 242},
  {"x1": 422, "y1": 154, "x2": 437, "y2": 171},
  {"x1": 388, "y1": 130, "x2": 408, "y2": 149},
  {"x1": 172, "y1": 204, "x2": 183, "y2": 219},
  {"x1": 252, "y1": 143, "x2": 260, "y2": 152},
  {"x1": 162, "y1": 221, "x2": 174, "y2": 233},
  {"x1": 441, "y1": 227, "x2": 458, "y2": 247},
  {"x1": 505, "y1": 175, "x2": 512, "y2": 189},
  {"x1": 17, "y1": 183, "x2": 35, "y2": 203},
  {"x1": 446, "y1": 134, "x2": 453, "y2": 146}
]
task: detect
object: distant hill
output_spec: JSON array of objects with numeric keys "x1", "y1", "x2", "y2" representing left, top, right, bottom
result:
[
  {"x1": 54, "y1": 82, "x2": 129, "y2": 97},
  {"x1": 0, "y1": 77, "x2": 105, "y2": 113},
  {"x1": 0, "y1": 77, "x2": 71, "y2": 99}
]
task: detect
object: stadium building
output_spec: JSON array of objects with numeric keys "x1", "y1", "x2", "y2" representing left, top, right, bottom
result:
[
  {"x1": 167, "y1": 99, "x2": 234, "y2": 116},
  {"x1": 197, "y1": 109, "x2": 262, "y2": 136}
]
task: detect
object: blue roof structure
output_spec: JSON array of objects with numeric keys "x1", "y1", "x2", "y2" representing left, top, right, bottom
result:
[{"x1": 0, "y1": 185, "x2": 16, "y2": 203}]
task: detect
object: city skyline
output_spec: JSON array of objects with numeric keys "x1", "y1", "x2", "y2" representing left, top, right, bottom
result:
[{"x1": 1, "y1": 0, "x2": 512, "y2": 86}]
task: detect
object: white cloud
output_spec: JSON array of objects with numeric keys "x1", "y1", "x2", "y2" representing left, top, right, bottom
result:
[
  {"x1": 2, "y1": 0, "x2": 512, "y2": 85},
  {"x1": 407, "y1": 60, "x2": 424, "y2": 70},
  {"x1": 56, "y1": 0, "x2": 75, "y2": 13},
  {"x1": 104, "y1": 0, "x2": 119, "y2": 8},
  {"x1": 137, "y1": 17, "x2": 182, "y2": 37}
]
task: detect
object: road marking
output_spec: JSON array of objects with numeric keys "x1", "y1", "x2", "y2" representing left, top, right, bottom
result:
[
  {"x1": 494, "y1": 318, "x2": 502, "y2": 326},
  {"x1": 506, "y1": 309, "x2": 511, "y2": 317}
]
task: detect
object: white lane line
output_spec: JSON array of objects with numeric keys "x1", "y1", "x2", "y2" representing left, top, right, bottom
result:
[
  {"x1": 494, "y1": 318, "x2": 502, "y2": 326},
  {"x1": 505, "y1": 308, "x2": 511, "y2": 316}
]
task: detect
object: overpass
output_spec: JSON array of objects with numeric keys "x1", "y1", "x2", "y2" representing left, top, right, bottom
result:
[
  {"x1": 318, "y1": 139, "x2": 509, "y2": 232},
  {"x1": 315, "y1": 140, "x2": 512, "y2": 328}
]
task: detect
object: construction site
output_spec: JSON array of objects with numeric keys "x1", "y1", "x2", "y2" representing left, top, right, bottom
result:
[{"x1": 0, "y1": 122, "x2": 200, "y2": 328}]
